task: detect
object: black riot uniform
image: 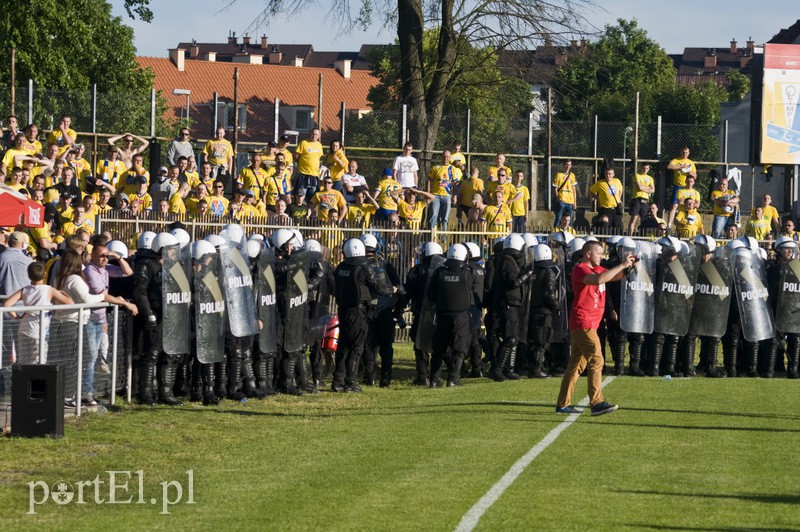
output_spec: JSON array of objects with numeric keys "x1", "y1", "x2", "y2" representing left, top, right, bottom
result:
[
  {"x1": 362, "y1": 248, "x2": 402, "y2": 387},
  {"x1": 464, "y1": 252, "x2": 485, "y2": 377},
  {"x1": 306, "y1": 252, "x2": 335, "y2": 388},
  {"x1": 649, "y1": 257, "x2": 682, "y2": 377},
  {"x1": 428, "y1": 257, "x2": 475, "y2": 387},
  {"x1": 133, "y1": 251, "x2": 182, "y2": 405},
  {"x1": 482, "y1": 241, "x2": 505, "y2": 374},
  {"x1": 527, "y1": 257, "x2": 560, "y2": 378},
  {"x1": 333, "y1": 253, "x2": 382, "y2": 392},
  {"x1": 403, "y1": 255, "x2": 436, "y2": 385},
  {"x1": 766, "y1": 254, "x2": 800, "y2": 378},
  {"x1": 489, "y1": 246, "x2": 533, "y2": 381}
]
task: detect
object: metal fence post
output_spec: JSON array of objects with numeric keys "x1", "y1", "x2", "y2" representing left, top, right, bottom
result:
[
  {"x1": 401, "y1": 104, "x2": 408, "y2": 146},
  {"x1": 76, "y1": 313, "x2": 84, "y2": 416},
  {"x1": 656, "y1": 116, "x2": 662, "y2": 160},
  {"x1": 466, "y1": 108, "x2": 471, "y2": 168},
  {"x1": 38, "y1": 310, "x2": 46, "y2": 364},
  {"x1": 546, "y1": 88, "x2": 553, "y2": 211},
  {"x1": 91, "y1": 84, "x2": 97, "y2": 135},
  {"x1": 274, "y1": 98, "x2": 280, "y2": 142},
  {"x1": 111, "y1": 305, "x2": 119, "y2": 406},
  {"x1": 528, "y1": 111, "x2": 536, "y2": 211},
  {"x1": 150, "y1": 88, "x2": 156, "y2": 138},
  {"x1": 213, "y1": 92, "x2": 219, "y2": 133},
  {"x1": 27, "y1": 78, "x2": 33, "y2": 125},
  {"x1": 340, "y1": 101, "x2": 346, "y2": 145},
  {"x1": 723, "y1": 119, "x2": 729, "y2": 176}
]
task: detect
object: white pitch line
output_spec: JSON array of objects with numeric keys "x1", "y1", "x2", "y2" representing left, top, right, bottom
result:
[{"x1": 454, "y1": 375, "x2": 616, "y2": 532}]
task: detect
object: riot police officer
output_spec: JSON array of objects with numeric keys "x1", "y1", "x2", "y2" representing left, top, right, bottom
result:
[
  {"x1": 767, "y1": 236, "x2": 800, "y2": 378},
  {"x1": 403, "y1": 242, "x2": 443, "y2": 385},
  {"x1": 428, "y1": 244, "x2": 476, "y2": 387},
  {"x1": 462, "y1": 242, "x2": 485, "y2": 378},
  {"x1": 527, "y1": 243, "x2": 560, "y2": 378}
]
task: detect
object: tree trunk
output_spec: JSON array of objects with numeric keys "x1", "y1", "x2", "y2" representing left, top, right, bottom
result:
[{"x1": 397, "y1": 0, "x2": 429, "y2": 177}]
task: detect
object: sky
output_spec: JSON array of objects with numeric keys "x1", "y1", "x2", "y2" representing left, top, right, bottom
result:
[{"x1": 109, "y1": 0, "x2": 798, "y2": 57}]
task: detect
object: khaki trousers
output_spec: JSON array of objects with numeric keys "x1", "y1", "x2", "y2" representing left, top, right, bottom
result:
[{"x1": 556, "y1": 328, "x2": 605, "y2": 408}]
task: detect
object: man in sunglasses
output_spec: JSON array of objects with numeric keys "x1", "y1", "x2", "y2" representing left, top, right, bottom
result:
[
  {"x1": 168, "y1": 128, "x2": 195, "y2": 166},
  {"x1": 109, "y1": 132, "x2": 150, "y2": 170}
]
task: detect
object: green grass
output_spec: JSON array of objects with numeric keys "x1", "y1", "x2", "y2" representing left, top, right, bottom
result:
[{"x1": 2, "y1": 344, "x2": 800, "y2": 531}]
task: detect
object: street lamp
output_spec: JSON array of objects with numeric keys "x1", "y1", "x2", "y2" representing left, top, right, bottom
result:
[
  {"x1": 623, "y1": 126, "x2": 633, "y2": 203},
  {"x1": 173, "y1": 88, "x2": 191, "y2": 126}
]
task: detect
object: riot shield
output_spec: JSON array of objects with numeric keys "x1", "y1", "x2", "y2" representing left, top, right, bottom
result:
[
  {"x1": 689, "y1": 248, "x2": 733, "y2": 338},
  {"x1": 162, "y1": 243, "x2": 191, "y2": 354},
  {"x1": 551, "y1": 249, "x2": 569, "y2": 342},
  {"x1": 468, "y1": 263, "x2": 485, "y2": 333},
  {"x1": 775, "y1": 258, "x2": 800, "y2": 333},
  {"x1": 256, "y1": 247, "x2": 278, "y2": 354},
  {"x1": 620, "y1": 241, "x2": 656, "y2": 334},
  {"x1": 284, "y1": 250, "x2": 310, "y2": 353},
  {"x1": 654, "y1": 245, "x2": 701, "y2": 336},
  {"x1": 194, "y1": 252, "x2": 225, "y2": 364},
  {"x1": 518, "y1": 247, "x2": 536, "y2": 343},
  {"x1": 306, "y1": 313, "x2": 333, "y2": 347},
  {"x1": 414, "y1": 254, "x2": 446, "y2": 353},
  {"x1": 731, "y1": 249, "x2": 775, "y2": 342},
  {"x1": 220, "y1": 239, "x2": 258, "y2": 338}
]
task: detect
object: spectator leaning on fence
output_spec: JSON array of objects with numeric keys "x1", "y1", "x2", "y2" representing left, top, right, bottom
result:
[
  {"x1": 553, "y1": 160, "x2": 578, "y2": 228},
  {"x1": 627, "y1": 162, "x2": 655, "y2": 235},
  {"x1": 203, "y1": 127, "x2": 234, "y2": 179},
  {"x1": 456, "y1": 167, "x2": 484, "y2": 223},
  {"x1": 589, "y1": 166, "x2": 624, "y2": 231},
  {"x1": 710, "y1": 178, "x2": 739, "y2": 238},
  {"x1": 326, "y1": 140, "x2": 348, "y2": 192}
]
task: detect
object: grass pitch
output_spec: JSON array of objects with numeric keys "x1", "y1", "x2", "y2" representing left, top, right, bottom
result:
[{"x1": 2, "y1": 343, "x2": 799, "y2": 531}]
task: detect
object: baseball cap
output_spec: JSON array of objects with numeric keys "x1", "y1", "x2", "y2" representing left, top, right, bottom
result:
[
  {"x1": 234, "y1": 188, "x2": 245, "y2": 196},
  {"x1": 279, "y1": 134, "x2": 290, "y2": 142},
  {"x1": 159, "y1": 166, "x2": 168, "y2": 174},
  {"x1": 117, "y1": 193, "x2": 130, "y2": 203},
  {"x1": 245, "y1": 189, "x2": 255, "y2": 197},
  {"x1": 60, "y1": 191, "x2": 72, "y2": 199},
  {"x1": 137, "y1": 175, "x2": 148, "y2": 184},
  {"x1": 383, "y1": 168, "x2": 393, "y2": 176}
]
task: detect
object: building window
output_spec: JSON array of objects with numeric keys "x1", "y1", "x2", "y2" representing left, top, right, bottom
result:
[
  {"x1": 216, "y1": 102, "x2": 247, "y2": 131},
  {"x1": 295, "y1": 108, "x2": 314, "y2": 131}
]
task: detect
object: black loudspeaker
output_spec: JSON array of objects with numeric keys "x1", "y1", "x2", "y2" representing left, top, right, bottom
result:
[{"x1": 11, "y1": 364, "x2": 64, "y2": 438}]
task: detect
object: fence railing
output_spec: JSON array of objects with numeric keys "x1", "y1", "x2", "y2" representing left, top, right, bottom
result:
[{"x1": 0, "y1": 302, "x2": 130, "y2": 417}]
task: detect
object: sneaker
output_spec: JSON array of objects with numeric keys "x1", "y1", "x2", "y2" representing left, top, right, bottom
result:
[
  {"x1": 82, "y1": 395, "x2": 97, "y2": 406},
  {"x1": 97, "y1": 362, "x2": 111, "y2": 375},
  {"x1": 64, "y1": 398, "x2": 77, "y2": 408},
  {"x1": 555, "y1": 405, "x2": 583, "y2": 414},
  {"x1": 590, "y1": 401, "x2": 619, "y2": 416}
]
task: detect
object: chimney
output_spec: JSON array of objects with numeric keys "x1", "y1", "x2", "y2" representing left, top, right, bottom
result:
[
  {"x1": 201, "y1": 51, "x2": 216, "y2": 62},
  {"x1": 228, "y1": 31, "x2": 237, "y2": 45},
  {"x1": 269, "y1": 50, "x2": 283, "y2": 64},
  {"x1": 704, "y1": 49, "x2": 717, "y2": 68},
  {"x1": 334, "y1": 59, "x2": 352, "y2": 79},
  {"x1": 730, "y1": 39, "x2": 737, "y2": 54},
  {"x1": 292, "y1": 56, "x2": 304, "y2": 67},
  {"x1": 740, "y1": 55, "x2": 751, "y2": 68},
  {"x1": 260, "y1": 35, "x2": 268, "y2": 49},
  {"x1": 233, "y1": 54, "x2": 263, "y2": 64},
  {"x1": 580, "y1": 39, "x2": 588, "y2": 49},
  {"x1": 189, "y1": 39, "x2": 199, "y2": 59},
  {"x1": 569, "y1": 39, "x2": 578, "y2": 49},
  {"x1": 169, "y1": 48, "x2": 186, "y2": 72},
  {"x1": 242, "y1": 34, "x2": 251, "y2": 46},
  {"x1": 555, "y1": 50, "x2": 567, "y2": 66},
  {"x1": 747, "y1": 37, "x2": 754, "y2": 52}
]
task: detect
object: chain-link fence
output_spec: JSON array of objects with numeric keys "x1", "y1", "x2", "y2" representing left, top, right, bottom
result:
[{"x1": 0, "y1": 303, "x2": 132, "y2": 427}]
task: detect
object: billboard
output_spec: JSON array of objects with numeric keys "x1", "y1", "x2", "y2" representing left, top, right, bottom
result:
[{"x1": 761, "y1": 43, "x2": 800, "y2": 165}]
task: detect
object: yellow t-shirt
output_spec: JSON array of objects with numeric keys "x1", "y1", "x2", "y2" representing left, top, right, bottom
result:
[
  {"x1": 450, "y1": 152, "x2": 466, "y2": 167},
  {"x1": 188, "y1": 174, "x2": 215, "y2": 191},
  {"x1": 483, "y1": 204, "x2": 512, "y2": 231},
  {"x1": 510, "y1": 185, "x2": 530, "y2": 217},
  {"x1": 458, "y1": 177, "x2": 484, "y2": 207},
  {"x1": 375, "y1": 177, "x2": 403, "y2": 210},
  {"x1": 428, "y1": 165, "x2": 460, "y2": 196},
  {"x1": 169, "y1": 193, "x2": 186, "y2": 215},
  {"x1": 711, "y1": 190, "x2": 738, "y2": 217},
  {"x1": 240, "y1": 167, "x2": 268, "y2": 199},
  {"x1": 553, "y1": 172, "x2": 577, "y2": 204},
  {"x1": 295, "y1": 140, "x2": 324, "y2": 176},
  {"x1": 670, "y1": 157, "x2": 696, "y2": 187},
  {"x1": 61, "y1": 218, "x2": 95, "y2": 238},
  {"x1": 277, "y1": 148, "x2": 294, "y2": 168},
  {"x1": 488, "y1": 181, "x2": 517, "y2": 204},
  {"x1": 397, "y1": 199, "x2": 426, "y2": 226},
  {"x1": 345, "y1": 203, "x2": 377, "y2": 227},
  {"x1": 130, "y1": 193, "x2": 152, "y2": 211},
  {"x1": 203, "y1": 139, "x2": 234, "y2": 167},
  {"x1": 589, "y1": 178, "x2": 623, "y2": 209},
  {"x1": 674, "y1": 207, "x2": 703, "y2": 238},
  {"x1": 2, "y1": 148, "x2": 28, "y2": 170},
  {"x1": 20, "y1": 138, "x2": 42, "y2": 156},
  {"x1": 745, "y1": 218, "x2": 771, "y2": 240},
  {"x1": 47, "y1": 129, "x2": 77, "y2": 156},
  {"x1": 752, "y1": 205, "x2": 780, "y2": 226},
  {"x1": 676, "y1": 187, "x2": 701, "y2": 206},
  {"x1": 311, "y1": 190, "x2": 346, "y2": 220},
  {"x1": 206, "y1": 195, "x2": 230, "y2": 217},
  {"x1": 633, "y1": 173, "x2": 654, "y2": 200},
  {"x1": 487, "y1": 165, "x2": 512, "y2": 180},
  {"x1": 95, "y1": 159, "x2": 129, "y2": 189},
  {"x1": 326, "y1": 149, "x2": 348, "y2": 182}
]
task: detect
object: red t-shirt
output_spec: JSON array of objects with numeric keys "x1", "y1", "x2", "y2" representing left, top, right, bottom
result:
[{"x1": 569, "y1": 261, "x2": 607, "y2": 330}]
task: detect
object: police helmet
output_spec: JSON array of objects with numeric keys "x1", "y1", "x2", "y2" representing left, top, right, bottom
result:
[
  {"x1": 245, "y1": 239, "x2": 263, "y2": 259},
  {"x1": 618, "y1": 237, "x2": 637, "y2": 251},
  {"x1": 584, "y1": 236, "x2": 599, "y2": 243},
  {"x1": 550, "y1": 230, "x2": 574, "y2": 245},
  {"x1": 106, "y1": 240, "x2": 129, "y2": 259},
  {"x1": 151, "y1": 232, "x2": 179, "y2": 254},
  {"x1": 169, "y1": 228, "x2": 191, "y2": 249},
  {"x1": 342, "y1": 238, "x2": 366, "y2": 259},
  {"x1": 249, "y1": 233, "x2": 265, "y2": 243},
  {"x1": 693, "y1": 234, "x2": 717, "y2": 254},
  {"x1": 270, "y1": 228, "x2": 296, "y2": 250},
  {"x1": 463, "y1": 242, "x2": 481, "y2": 260},
  {"x1": 656, "y1": 236, "x2": 681, "y2": 252},
  {"x1": 360, "y1": 233, "x2": 378, "y2": 250},
  {"x1": 504, "y1": 233, "x2": 525, "y2": 251},
  {"x1": 534, "y1": 243, "x2": 553, "y2": 262},
  {"x1": 204, "y1": 233, "x2": 227, "y2": 249},
  {"x1": 606, "y1": 235, "x2": 623, "y2": 247},
  {"x1": 522, "y1": 233, "x2": 538, "y2": 249},
  {"x1": 137, "y1": 231, "x2": 157, "y2": 250},
  {"x1": 568, "y1": 237, "x2": 586, "y2": 255},
  {"x1": 447, "y1": 243, "x2": 468, "y2": 262},
  {"x1": 758, "y1": 247, "x2": 768, "y2": 260},
  {"x1": 738, "y1": 236, "x2": 760, "y2": 252},
  {"x1": 291, "y1": 229, "x2": 304, "y2": 248},
  {"x1": 423, "y1": 242, "x2": 443, "y2": 257},
  {"x1": 221, "y1": 223, "x2": 245, "y2": 245},
  {"x1": 304, "y1": 239, "x2": 322, "y2": 253},
  {"x1": 191, "y1": 240, "x2": 217, "y2": 261},
  {"x1": 774, "y1": 235, "x2": 798, "y2": 251},
  {"x1": 726, "y1": 239, "x2": 746, "y2": 250}
]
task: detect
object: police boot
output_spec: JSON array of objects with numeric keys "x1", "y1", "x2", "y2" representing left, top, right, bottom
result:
[
  {"x1": 215, "y1": 359, "x2": 228, "y2": 398},
  {"x1": 528, "y1": 346, "x2": 549, "y2": 378},
  {"x1": 191, "y1": 357, "x2": 203, "y2": 402},
  {"x1": 468, "y1": 336, "x2": 483, "y2": 378},
  {"x1": 281, "y1": 355, "x2": 304, "y2": 396},
  {"x1": 344, "y1": 353, "x2": 362, "y2": 393},
  {"x1": 648, "y1": 336, "x2": 664, "y2": 377},
  {"x1": 448, "y1": 354, "x2": 464, "y2": 387},
  {"x1": 504, "y1": 344, "x2": 522, "y2": 380},
  {"x1": 201, "y1": 363, "x2": 219, "y2": 406},
  {"x1": 489, "y1": 345, "x2": 508, "y2": 382},
  {"x1": 242, "y1": 349, "x2": 266, "y2": 399},
  {"x1": 137, "y1": 352, "x2": 158, "y2": 405},
  {"x1": 227, "y1": 349, "x2": 246, "y2": 400},
  {"x1": 705, "y1": 339, "x2": 724, "y2": 378},
  {"x1": 683, "y1": 336, "x2": 697, "y2": 377},
  {"x1": 787, "y1": 336, "x2": 800, "y2": 379},
  {"x1": 627, "y1": 335, "x2": 646, "y2": 376},
  {"x1": 175, "y1": 356, "x2": 191, "y2": 397},
  {"x1": 296, "y1": 354, "x2": 319, "y2": 394},
  {"x1": 611, "y1": 340, "x2": 626, "y2": 377},
  {"x1": 745, "y1": 342, "x2": 759, "y2": 378},
  {"x1": 429, "y1": 351, "x2": 444, "y2": 388},
  {"x1": 254, "y1": 352, "x2": 269, "y2": 394},
  {"x1": 663, "y1": 337, "x2": 679, "y2": 377},
  {"x1": 763, "y1": 339, "x2": 779, "y2": 378},
  {"x1": 158, "y1": 356, "x2": 182, "y2": 406},
  {"x1": 332, "y1": 350, "x2": 348, "y2": 392},
  {"x1": 724, "y1": 335, "x2": 739, "y2": 378},
  {"x1": 413, "y1": 348, "x2": 430, "y2": 386}
]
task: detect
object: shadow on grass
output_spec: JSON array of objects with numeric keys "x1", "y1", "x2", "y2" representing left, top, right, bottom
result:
[
  {"x1": 624, "y1": 525, "x2": 799, "y2": 531},
  {"x1": 620, "y1": 405, "x2": 800, "y2": 422},
  {"x1": 616, "y1": 488, "x2": 800, "y2": 505},
  {"x1": 586, "y1": 420, "x2": 800, "y2": 433}
]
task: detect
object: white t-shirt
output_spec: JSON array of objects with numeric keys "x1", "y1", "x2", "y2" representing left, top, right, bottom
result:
[
  {"x1": 19, "y1": 285, "x2": 52, "y2": 339},
  {"x1": 393, "y1": 155, "x2": 419, "y2": 188},
  {"x1": 341, "y1": 172, "x2": 367, "y2": 190}
]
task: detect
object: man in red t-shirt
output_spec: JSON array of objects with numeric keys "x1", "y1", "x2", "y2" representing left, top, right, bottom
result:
[{"x1": 556, "y1": 241, "x2": 635, "y2": 416}]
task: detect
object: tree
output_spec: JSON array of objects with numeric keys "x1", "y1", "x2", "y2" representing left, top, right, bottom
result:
[
  {"x1": 0, "y1": 0, "x2": 168, "y2": 135},
  {"x1": 238, "y1": 0, "x2": 593, "y2": 171},
  {"x1": 551, "y1": 18, "x2": 677, "y2": 123}
]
